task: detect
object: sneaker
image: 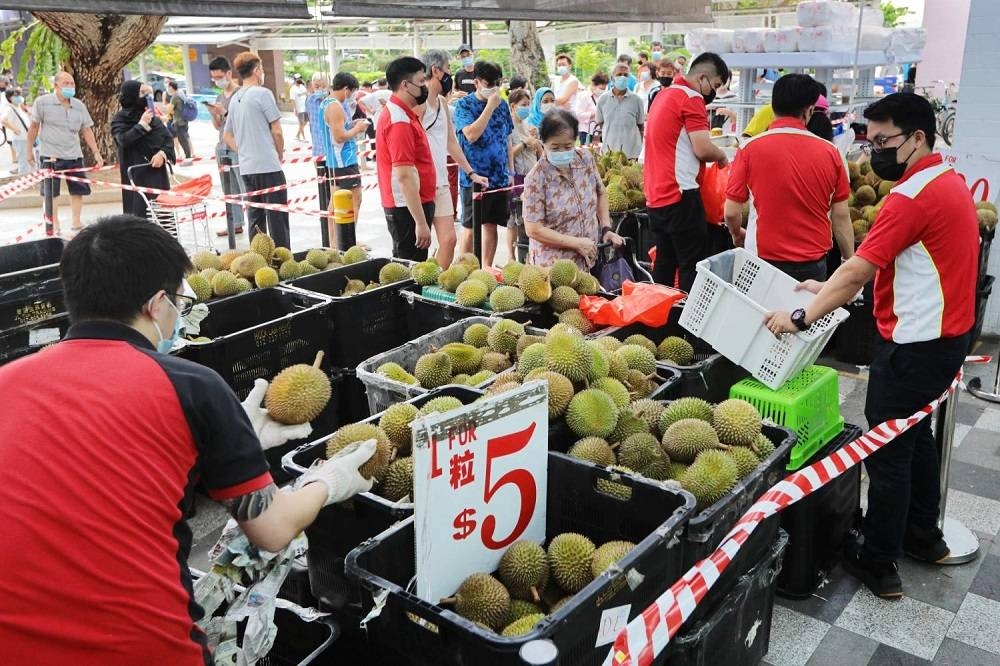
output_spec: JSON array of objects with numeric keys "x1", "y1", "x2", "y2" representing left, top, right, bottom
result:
[
  {"x1": 904, "y1": 524, "x2": 951, "y2": 563},
  {"x1": 842, "y1": 548, "x2": 903, "y2": 600}
]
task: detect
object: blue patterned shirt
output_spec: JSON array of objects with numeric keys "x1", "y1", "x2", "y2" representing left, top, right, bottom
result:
[
  {"x1": 306, "y1": 91, "x2": 329, "y2": 158},
  {"x1": 453, "y1": 94, "x2": 513, "y2": 189}
]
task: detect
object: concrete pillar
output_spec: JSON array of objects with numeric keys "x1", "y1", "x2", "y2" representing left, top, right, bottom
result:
[
  {"x1": 327, "y1": 32, "x2": 338, "y2": 77},
  {"x1": 615, "y1": 36, "x2": 630, "y2": 59},
  {"x1": 182, "y1": 45, "x2": 194, "y2": 94}
]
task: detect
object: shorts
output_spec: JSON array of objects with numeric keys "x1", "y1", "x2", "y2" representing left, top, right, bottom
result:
[
  {"x1": 461, "y1": 187, "x2": 510, "y2": 229},
  {"x1": 297, "y1": 112, "x2": 309, "y2": 123},
  {"x1": 40, "y1": 157, "x2": 90, "y2": 197},
  {"x1": 332, "y1": 165, "x2": 361, "y2": 190},
  {"x1": 433, "y1": 185, "x2": 455, "y2": 219}
]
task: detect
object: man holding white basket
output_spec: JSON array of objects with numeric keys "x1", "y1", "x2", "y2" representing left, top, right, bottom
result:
[{"x1": 765, "y1": 93, "x2": 979, "y2": 600}]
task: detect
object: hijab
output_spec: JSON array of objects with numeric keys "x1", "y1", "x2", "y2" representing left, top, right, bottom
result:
[
  {"x1": 526, "y1": 87, "x2": 553, "y2": 128},
  {"x1": 117, "y1": 80, "x2": 146, "y2": 120}
]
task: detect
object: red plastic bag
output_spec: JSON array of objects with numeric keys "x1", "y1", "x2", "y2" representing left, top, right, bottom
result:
[
  {"x1": 698, "y1": 163, "x2": 729, "y2": 225},
  {"x1": 156, "y1": 174, "x2": 213, "y2": 207},
  {"x1": 579, "y1": 281, "x2": 686, "y2": 327}
]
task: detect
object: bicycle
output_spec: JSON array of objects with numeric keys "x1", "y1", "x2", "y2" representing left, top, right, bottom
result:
[{"x1": 916, "y1": 81, "x2": 957, "y2": 147}]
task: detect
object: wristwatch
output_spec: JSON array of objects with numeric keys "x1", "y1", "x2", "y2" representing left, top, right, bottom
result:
[{"x1": 790, "y1": 308, "x2": 809, "y2": 331}]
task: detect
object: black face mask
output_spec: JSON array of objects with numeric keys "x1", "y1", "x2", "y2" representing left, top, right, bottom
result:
[
  {"x1": 870, "y1": 135, "x2": 916, "y2": 181},
  {"x1": 658, "y1": 76, "x2": 673, "y2": 88},
  {"x1": 697, "y1": 76, "x2": 716, "y2": 105},
  {"x1": 440, "y1": 72, "x2": 453, "y2": 96},
  {"x1": 412, "y1": 83, "x2": 429, "y2": 106}
]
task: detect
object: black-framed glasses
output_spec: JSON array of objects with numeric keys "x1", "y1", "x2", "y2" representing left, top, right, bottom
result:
[
  {"x1": 861, "y1": 131, "x2": 912, "y2": 155},
  {"x1": 167, "y1": 293, "x2": 196, "y2": 317}
]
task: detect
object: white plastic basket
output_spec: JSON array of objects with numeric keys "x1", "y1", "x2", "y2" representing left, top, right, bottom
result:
[{"x1": 679, "y1": 249, "x2": 849, "y2": 390}]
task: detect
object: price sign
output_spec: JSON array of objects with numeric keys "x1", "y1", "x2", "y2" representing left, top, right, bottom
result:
[
  {"x1": 411, "y1": 381, "x2": 549, "y2": 604},
  {"x1": 939, "y1": 149, "x2": 1000, "y2": 205}
]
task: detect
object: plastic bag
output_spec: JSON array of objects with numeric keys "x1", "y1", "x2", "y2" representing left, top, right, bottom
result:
[
  {"x1": 579, "y1": 281, "x2": 685, "y2": 327},
  {"x1": 157, "y1": 174, "x2": 213, "y2": 207},
  {"x1": 699, "y1": 163, "x2": 729, "y2": 225},
  {"x1": 596, "y1": 249, "x2": 635, "y2": 292}
]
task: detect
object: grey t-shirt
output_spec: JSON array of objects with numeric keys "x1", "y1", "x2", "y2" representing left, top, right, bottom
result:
[
  {"x1": 224, "y1": 85, "x2": 282, "y2": 175},
  {"x1": 215, "y1": 87, "x2": 239, "y2": 148},
  {"x1": 596, "y1": 90, "x2": 645, "y2": 160},
  {"x1": 30, "y1": 93, "x2": 94, "y2": 160}
]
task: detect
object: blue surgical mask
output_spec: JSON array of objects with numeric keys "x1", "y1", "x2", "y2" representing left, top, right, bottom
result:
[
  {"x1": 651, "y1": 51, "x2": 663, "y2": 61},
  {"x1": 613, "y1": 76, "x2": 628, "y2": 91},
  {"x1": 640, "y1": 71, "x2": 651, "y2": 81},
  {"x1": 153, "y1": 298, "x2": 183, "y2": 354},
  {"x1": 462, "y1": 56, "x2": 474, "y2": 67},
  {"x1": 515, "y1": 106, "x2": 530, "y2": 120},
  {"x1": 547, "y1": 149, "x2": 575, "y2": 167},
  {"x1": 13, "y1": 95, "x2": 23, "y2": 105},
  {"x1": 557, "y1": 65, "x2": 569, "y2": 76},
  {"x1": 60, "y1": 87, "x2": 76, "y2": 99}
]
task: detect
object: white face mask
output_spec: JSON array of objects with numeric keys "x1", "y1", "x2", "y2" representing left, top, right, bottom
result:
[
  {"x1": 479, "y1": 86, "x2": 497, "y2": 99},
  {"x1": 540, "y1": 102, "x2": 555, "y2": 114}
]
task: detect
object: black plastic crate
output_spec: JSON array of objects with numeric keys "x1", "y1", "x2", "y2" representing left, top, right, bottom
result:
[
  {"x1": 664, "y1": 530, "x2": 789, "y2": 666},
  {"x1": 835, "y1": 282, "x2": 877, "y2": 366},
  {"x1": 286, "y1": 258, "x2": 415, "y2": 368},
  {"x1": 0, "y1": 280, "x2": 65, "y2": 333},
  {"x1": 680, "y1": 424, "x2": 797, "y2": 627},
  {"x1": 251, "y1": 609, "x2": 337, "y2": 666},
  {"x1": 344, "y1": 452, "x2": 696, "y2": 666},
  {"x1": 979, "y1": 230, "x2": 992, "y2": 290},
  {"x1": 281, "y1": 386, "x2": 484, "y2": 612},
  {"x1": 777, "y1": 423, "x2": 863, "y2": 599},
  {"x1": 0, "y1": 237, "x2": 65, "y2": 293},
  {"x1": 970, "y1": 275, "x2": 993, "y2": 352},
  {"x1": 0, "y1": 312, "x2": 71, "y2": 366},
  {"x1": 399, "y1": 284, "x2": 541, "y2": 339},
  {"x1": 593, "y1": 304, "x2": 749, "y2": 403}
]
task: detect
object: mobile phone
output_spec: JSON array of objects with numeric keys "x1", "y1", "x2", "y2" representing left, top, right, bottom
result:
[{"x1": 146, "y1": 96, "x2": 156, "y2": 113}]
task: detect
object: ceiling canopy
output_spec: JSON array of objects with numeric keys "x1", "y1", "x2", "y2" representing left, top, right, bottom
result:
[
  {"x1": 329, "y1": 0, "x2": 712, "y2": 23},
  {"x1": 1, "y1": 0, "x2": 310, "y2": 18}
]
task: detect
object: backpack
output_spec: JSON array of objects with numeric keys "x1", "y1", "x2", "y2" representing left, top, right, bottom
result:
[{"x1": 179, "y1": 94, "x2": 198, "y2": 122}]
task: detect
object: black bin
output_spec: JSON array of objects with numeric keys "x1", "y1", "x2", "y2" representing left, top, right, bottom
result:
[
  {"x1": 0, "y1": 313, "x2": 71, "y2": 367},
  {"x1": 399, "y1": 284, "x2": 541, "y2": 340},
  {"x1": 0, "y1": 237, "x2": 65, "y2": 293}
]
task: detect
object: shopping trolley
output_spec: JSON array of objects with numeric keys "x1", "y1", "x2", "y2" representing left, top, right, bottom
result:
[{"x1": 128, "y1": 162, "x2": 214, "y2": 253}]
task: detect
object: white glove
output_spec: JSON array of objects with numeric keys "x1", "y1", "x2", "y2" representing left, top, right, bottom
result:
[
  {"x1": 183, "y1": 303, "x2": 210, "y2": 336},
  {"x1": 299, "y1": 439, "x2": 377, "y2": 505},
  {"x1": 241, "y1": 378, "x2": 314, "y2": 450}
]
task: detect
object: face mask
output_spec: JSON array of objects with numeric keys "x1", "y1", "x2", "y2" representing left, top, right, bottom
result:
[
  {"x1": 540, "y1": 102, "x2": 555, "y2": 114},
  {"x1": 698, "y1": 77, "x2": 716, "y2": 104},
  {"x1": 658, "y1": 76, "x2": 672, "y2": 88},
  {"x1": 640, "y1": 71, "x2": 651, "y2": 81},
  {"x1": 557, "y1": 65, "x2": 569, "y2": 76},
  {"x1": 152, "y1": 298, "x2": 183, "y2": 354},
  {"x1": 479, "y1": 86, "x2": 497, "y2": 99},
  {"x1": 440, "y1": 71, "x2": 453, "y2": 96},
  {"x1": 212, "y1": 78, "x2": 227, "y2": 88},
  {"x1": 869, "y1": 135, "x2": 916, "y2": 181},
  {"x1": 547, "y1": 149, "x2": 575, "y2": 167},
  {"x1": 462, "y1": 56, "x2": 474, "y2": 67},
  {"x1": 515, "y1": 106, "x2": 530, "y2": 120},
  {"x1": 61, "y1": 87, "x2": 76, "y2": 99},
  {"x1": 613, "y1": 76, "x2": 628, "y2": 91},
  {"x1": 411, "y1": 83, "x2": 429, "y2": 106},
  {"x1": 13, "y1": 95, "x2": 24, "y2": 105},
  {"x1": 651, "y1": 51, "x2": 663, "y2": 62}
]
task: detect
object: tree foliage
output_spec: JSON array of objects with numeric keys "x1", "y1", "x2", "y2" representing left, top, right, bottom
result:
[
  {"x1": 0, "y1": 22, "x2": 68, "y2": 97},
  {"x1": 880, "y1": 1, "x2": 912, "y2": 27}
]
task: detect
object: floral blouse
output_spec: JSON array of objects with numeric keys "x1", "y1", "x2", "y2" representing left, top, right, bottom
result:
[{"x1": 522, "y1": 148, "x2": 605, "y2": 270}]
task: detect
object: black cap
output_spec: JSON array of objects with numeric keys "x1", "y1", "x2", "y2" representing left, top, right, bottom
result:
[{"x1": 458, "y1": 44, "x2": 472, "y2": 55}]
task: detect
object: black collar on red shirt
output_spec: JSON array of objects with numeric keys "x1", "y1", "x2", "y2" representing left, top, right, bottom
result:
[{"x1": 64, "y1": 320, "x2": 156, "y2": 351}]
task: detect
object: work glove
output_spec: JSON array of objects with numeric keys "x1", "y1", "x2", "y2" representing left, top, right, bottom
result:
[
  {"x1": 182, "y1": 303, "x2": 210, "y2": 336},
  {"x1": 298, "y1": 439, "x2": 377, "y2": 505},
  {"x1": 241, "y1": 378, "x2": 314, "y2": 450}
]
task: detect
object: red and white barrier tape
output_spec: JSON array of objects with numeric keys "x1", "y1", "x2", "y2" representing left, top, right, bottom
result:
[
  {"x1": 604, "y1": 359, "x2": 987, "y2": 666},
  {"x1": 0, "y1": 170, "x2": 49, "y2": 202}
]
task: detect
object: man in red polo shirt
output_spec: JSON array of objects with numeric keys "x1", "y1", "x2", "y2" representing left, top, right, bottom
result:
[
  {"x1": 766, "y1": 94, "x2": 978, "y2": 600},
  {"x1": 0, "y1": 215, "x2": 376, "y2": 664},
  {"x1": 724, "y1": 74, "x2": 854, "y2": 281},
  {"x1": 377, "y1": 56, "x2": 436, "y2": 260},
  {"x1": 644, "y1": 52, "x2": 731, "y2": 291}
]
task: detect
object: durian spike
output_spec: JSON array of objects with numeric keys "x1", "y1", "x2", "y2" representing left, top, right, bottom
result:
[{"x1": 312, "y1": 351, "x2": 325, "y2": 369}]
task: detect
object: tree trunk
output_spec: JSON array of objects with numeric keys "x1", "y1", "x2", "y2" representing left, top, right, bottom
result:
[
  {"x1": 31, "y1": 12, "x2": 167, "y2": 164},
  {"x1": 509, "y1": 21, "x2": 548, "y2": 90}
]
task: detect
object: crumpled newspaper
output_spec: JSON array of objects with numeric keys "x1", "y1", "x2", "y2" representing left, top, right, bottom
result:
[
  {"x1": 194, "y1": 512, "x2": 316, "y2": 666},
  {"x1": 183, "y1": 303, "x2": 211, "y2": 336}
]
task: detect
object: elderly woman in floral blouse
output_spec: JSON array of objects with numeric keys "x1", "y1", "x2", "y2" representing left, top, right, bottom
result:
[{"x1": 522, "y1": 110, "x2": 624, "y2": 269}]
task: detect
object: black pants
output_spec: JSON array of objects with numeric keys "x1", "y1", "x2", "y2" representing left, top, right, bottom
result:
[
  {"x1": 242, "y1": 171, "x2": 291, "y2": 249},
  {"x1": 647, "y1": 189, "x2": 709, "y2": 292},
  {"x1": 862, "y1": 332, "x2": 971, "y2": 562},
  {"x1": 768, "y1": 257, "x2": 828, "y2": 283},
  {"x1": 174, "y1": 124, "x2": 192, "y2": 159},
  {"x1": 385, "y1": 202, "x2": 435, "y2": 261}
]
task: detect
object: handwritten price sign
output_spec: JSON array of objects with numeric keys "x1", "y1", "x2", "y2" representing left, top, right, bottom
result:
[
  {"x1": 412, "y1": 381, "x2": 549, "y2": 604},
  {"x1": 939, "y1": 149, "x2": 1000, "y2": 205}
]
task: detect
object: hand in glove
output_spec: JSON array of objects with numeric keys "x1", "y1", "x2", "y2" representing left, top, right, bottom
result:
[
  {"x1": 299, "y1": 439, "x2": 376, "y2": 505},
  {"x1": 182, "y1": 303, "x2": 210, "y2": 336},
  {"x1": 241, "y1": 378, "x2": 313, "y2": 450}
]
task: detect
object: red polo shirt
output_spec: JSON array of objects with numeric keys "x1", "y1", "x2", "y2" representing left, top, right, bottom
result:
[
  {"x1": 644, "y1": 76, "x2": 710, "y2": 208},
  {"x1": 376, "y1": 94, "x2": 436, "y2": 208},
  {"x1": 856, "y1": 153, "x2": 978, "y2": 343},
  {"x1": 726, "y1": 117, "x2": 850, "y2": 262}
]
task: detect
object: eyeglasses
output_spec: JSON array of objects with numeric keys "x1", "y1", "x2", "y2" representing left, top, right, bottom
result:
[
  {"x1": 167, "y1": 293, "x2": 196, "y2": 317},
  {"x1": 861, "y1": 131, "x2": 912, "y2": 155}
]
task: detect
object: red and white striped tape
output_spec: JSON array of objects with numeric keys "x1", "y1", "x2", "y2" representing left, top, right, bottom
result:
[
  {"x1": 604, "y1": 365, "x2": 977, "y2": 666},
  {"x1": 0, "y1": 170, "x2": 49, "y2": 202}
]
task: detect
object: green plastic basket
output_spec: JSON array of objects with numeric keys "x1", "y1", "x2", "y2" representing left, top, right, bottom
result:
[
  {"x1": 420, "y1": 285, "x2": 494, "y2": 311},
  {"x1": 729, "y1": 365, "x2": 844, "y2": 471}
]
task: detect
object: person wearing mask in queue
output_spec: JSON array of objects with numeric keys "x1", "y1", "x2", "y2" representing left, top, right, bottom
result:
[
  {"x1": 306, "y1": 72, "x2": 330, "y2": 164},
  {"x1": 508, "y1": 75, "x2": 529, "y2": 96},
  {"x1": 650, "y1": 40, "x2": 665, "y2": 62},
  {"x1": 764, "y1": 93, "x2": 978, "y2": 600},
  {"x1": 594, "y1": 61, "x2": 645, "y2": 160},
  {"x1": 522, "y1": 109, "x2": 625, "y2": 270},
  {"x1": 2, "y1": 88, "x2": 32, "y2": 175},
  {"x1": 290, "y1": 74, "x2": 309, "y2": 142},
  {"x1": 166, "y1": 80, "x2": 193, "y2": 160},
  {"x1": 453, "y1": 61, "x2": 514, "y2": 267},
  {"x1": 553, "y1": 53, "x2": 580, "y2": 110},
  {"x1": 420, "y1": 49, "x2": 488, "y2": 268},
  {"x1": 674, "y1": 53, "x2": 688, "y2": 74},
  {"x1": 323, "y1": 72, "x2": 369, "y2": 246},
  {"x1": 807, "y1": 93, "x2": 835, "y2": 141},
  {"x1": 206, "y1": 57, "x2": 245, "y2": 243},
  {"x1": 636, "y1": 62, "x2": 659, "y2": 111},
  {"x1": 572, "y1": 72, "x2": 608, "y2": 145},
  {"x1": 224, "y1": 51, "x2": 291, "y2": 250},
  {"x1": 111, "y1": 81, "x2": 175, "y2": 221},
  {"x1": 643, "y1": 52, "x2": 731, "y2": 291},
  {"x1": 377, "y1": 57, "x2": 436, "y2": 260},
  {"x1": 0, "y1": 215, "x2": 377, "y2": 664},
  {"x1": 454, "y1": 45, "x2": 477, "y2": 97},
  {"x1": 508, "y1": 89, "x2": 543, "y2": 262},
  {"x1": 616, "y1": 54, "x2": 637, "y2": 91},
  {"x1": 525, "y1": 87, "x2": 556, "y2": 130},
  {"x1": 723, "y1": 74, "x2": 854, "y2": 282}
]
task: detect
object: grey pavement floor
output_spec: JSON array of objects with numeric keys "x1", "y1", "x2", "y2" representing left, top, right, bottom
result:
[{"x1": 6, "y1": 114, "x2": 999, "y2": 665}]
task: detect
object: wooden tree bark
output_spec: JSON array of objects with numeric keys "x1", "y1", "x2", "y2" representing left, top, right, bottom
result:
[
  {"x1": 509, "y1": 20, "x2": 548, "y2": 90},
  {"x1": 31, "y1": 12, "x2": 167, "y2": 164}
]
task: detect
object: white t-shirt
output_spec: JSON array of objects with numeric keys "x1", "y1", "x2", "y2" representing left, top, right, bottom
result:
[
  {"x1": 4, "y1": 105, "x2": 31, "y2": 138},
  {"x1": 291, "y1": 83, "x2": 308, "y2": 114},
  {"x1": 422, "y1": 97, "x2": 451, "y2": 188},
  {"x1": 361, "y1": 89, "x2": 392, "y2": 127},
  {"x1": 554, "y1": 75, "x2": 580, "y2": 107}
]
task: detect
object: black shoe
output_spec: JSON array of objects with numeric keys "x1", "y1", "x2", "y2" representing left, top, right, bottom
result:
[
  {"x1": 904, "y1": 524, "x2": 951, "y2": 563},
  {"x1": 842, "y1": 549, "x2": 903, "y2": 600}
]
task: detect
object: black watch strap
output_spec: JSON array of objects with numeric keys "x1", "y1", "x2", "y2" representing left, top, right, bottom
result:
[{"x1": 791, "y1": 308, "x2": 809, "y2": 331}]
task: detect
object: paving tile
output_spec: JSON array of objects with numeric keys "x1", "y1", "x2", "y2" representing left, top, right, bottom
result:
[
  {"x1": 933, "y1": 638, "x2": 1000, "y2": 665},
  {"x1": 945, "y1": 460, "x2": 1000, "y2": 501},
  {"x1": 897, "y1": 552, "x2": 985, "y2": 613},
  {"x1": 946, "y1": 593, "x2": 1000, "y2": 656},
  {"x1": 805, "y1": 626, "x2": 879, "y2": 666},
  {"x1": 942, "y1": 490, "x2": 1000, "y2": 537},
  {"x1": 764, "y1": 605, "x2": 831, "y2": 666},
  {"x1": 951, "y1": 428, "x2": 1000, "y2": 472},
  {"x1": 868, "y1": 642, "x2": 932, "y2": 665},
  {"x1": 969, "y1": 553, "x2": 1000, "y2": 604},
  {"x1": 186, "y1": 494, "x2": 230, "y2": 540},
  {"x1": 972, "y1": 407, "x2": 1000, "y2": 433},
  {"x1": 777, "y1": 567, "x2": 862, "y2": 624},
  {"x1": 835, "y1": 587, "x2": 954, "y2": 660},
  {"x1": 950, "y1": 423, "x2": 972, "y2": 449},
  {"x1": 956, "y1": 399, "x2": 987, "y2": 427}
]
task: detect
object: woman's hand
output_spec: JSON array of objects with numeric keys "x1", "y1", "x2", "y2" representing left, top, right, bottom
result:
[
  {"x1": 139, "y1": 110, "x2": 154, "y2": 127},
  {"x1": 151, "y1": 151, "x2": 166, "y2": 168},
  {"x1": 574, "y1": 237, "x2": 598, "y2": 266},
  {"x1": 603, "y1": 230, "x2": 625, "y2": 248}
]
